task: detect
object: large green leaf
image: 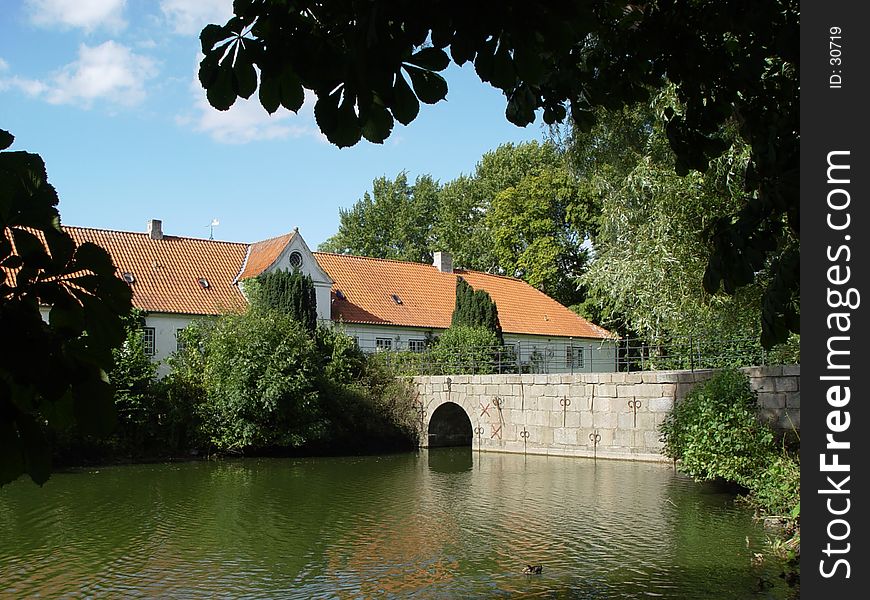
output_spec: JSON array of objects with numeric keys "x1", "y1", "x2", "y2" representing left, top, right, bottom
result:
[
  {"x1": 232, "y1": 52, "x2": 258, "y2": 99},
  {"x1": 406, "y1": 47, "x2": 450, "y2": 71},
  {"x1": 404, "y1": 66, "x2": 447, "y2": 105},
  {"x1": 206, "y1": 63, "x2": 237, "y2": 111},
  {"x1": 391, "y1": 74, "x2": 419, "y2": 125},
  {"x1": 361, "y1": 102, "x2": 394, "y2": 144},
  {"x1": 0, "y1": 130, "x2": 13, "y2": 151}
]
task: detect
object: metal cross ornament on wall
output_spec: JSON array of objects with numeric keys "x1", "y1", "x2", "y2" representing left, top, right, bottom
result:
[
  {"x1": 627, "y1": 400, "x2": 642, "y2": 428},
  {"x1": 479, "y1": 401, "x2": 491, "y2": 419},
  {"x1": 491, "y1": 424, "x2": 502, "y2": 440}
]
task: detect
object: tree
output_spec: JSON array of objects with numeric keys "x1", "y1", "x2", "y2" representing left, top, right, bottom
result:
[
  {"x1": 319, "y1": 172, "x2": 439, "y2": 263},
  {"x1": 488, "y1": 168, "x2": 594, "y2": 306},
  {"x1": 200, "y1": 0, "x2": 799, "y2": 346},
  {"x1": 451, "y1": 277, "x2": 503, "y2": 345},
  {"x1": 110, "y1": 309, "x2": 160, "y2": 452},
  {"x1": 568, "y1": 95, "x2": 786, "y2": 351},
  {"x1": 1, "y1": 129, "x2": 133, "y2": 486},
  {"x1": 318, "y1": 141, "x2": 594, "y2": 307},
  {"x1": 250, "y1": 269, "x2": 318, "y2": 331}
]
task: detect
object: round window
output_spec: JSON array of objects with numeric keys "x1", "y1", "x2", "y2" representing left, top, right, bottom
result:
[{"x1": 288, "y1": 250, "x2": 303, "y2": 269}]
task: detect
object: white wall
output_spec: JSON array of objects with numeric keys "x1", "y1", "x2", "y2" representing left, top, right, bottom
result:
[{"x1": 144, "y1": 313, "x2": 196, "y2": 376}]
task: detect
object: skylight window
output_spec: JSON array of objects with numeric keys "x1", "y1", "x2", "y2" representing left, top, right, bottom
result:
[
  {"x1": 198, "y1": 277, "x2": 210, "y2": 289},
  {"x1": 391, "y1": 294, "x2": 403, "y2": 305},
  {"x1": 122, "y1": 272, "x2": 135, "y2": 284}
]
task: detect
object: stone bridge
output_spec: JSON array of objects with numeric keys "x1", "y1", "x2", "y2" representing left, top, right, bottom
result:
[{"x1": 411, "y1": 366, "x2": 799, "y2": 462}]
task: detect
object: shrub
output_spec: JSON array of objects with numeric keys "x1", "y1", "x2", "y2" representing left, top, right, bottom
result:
[
  {"x1": 430, "y1": 325, "x2": 501, "y2": 374},
  {"x1": 198, "y1": 311, "x2": 325, "y2": 452},
  {"x1": 659, "y1": 368, "x2": 775, "y2": 487},
  {"x1": 749, "y1": 450, "x2": 800, "y2": 517}
]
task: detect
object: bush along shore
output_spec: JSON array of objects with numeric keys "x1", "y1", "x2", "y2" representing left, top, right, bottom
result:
[
  {"x1": 659, "y1": 368, "x2": 800, "y2": 590},
  {"x1": 51, "y1": 273, "x2": 420, "y2": 467}
]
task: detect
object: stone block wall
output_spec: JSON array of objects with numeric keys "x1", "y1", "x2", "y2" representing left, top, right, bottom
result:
[{"x1": 411, "y1": 365, "x2": 799, "y2": 462}]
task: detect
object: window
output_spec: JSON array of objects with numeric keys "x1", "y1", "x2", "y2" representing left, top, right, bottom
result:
[
  {"x1": 288, "y1": 250, "x2": 303, "y2": 269},
  {"x1": 375, "y1": 337, "x2": 393, "y2": 352},
  {"x1": 566, "y1": 345, "x2": 584, "y2": 369},
  {"x1": 176, "y1": 329, "x2": 186, "y2": 353},
  {"x1": 408, "y1": 339, "x2": 426, "y2": 353},
  {"x1": 143, "y1": 327, "x2": 156, "y2": 356}
]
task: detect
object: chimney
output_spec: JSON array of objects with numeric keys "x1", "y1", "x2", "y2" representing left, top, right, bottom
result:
[
  {"x1": 147, "y1": 219, "x2": 163, "y2": 240},
  {"x1": 433, "y1": 251, "x2": 453, "y2": 273}
]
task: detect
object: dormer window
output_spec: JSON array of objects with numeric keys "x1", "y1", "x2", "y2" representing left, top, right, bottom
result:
[
  {"x1": 335, "y1": 289, "x2": 346, "y2": 300},
  {"x1": 391, "y1": 294, "x2": 403, "y2": 305},
  {"x1": 122, "y1": 272, "x2": 135, "y2": 284},
  {"x1": 198, "y1": 277, "x2": 210, "y2": 289}
]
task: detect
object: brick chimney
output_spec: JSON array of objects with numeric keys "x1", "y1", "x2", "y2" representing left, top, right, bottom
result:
[
  {"x1": 147, "y1": 219, "x2": 163, "y2": 240},
  {"x1": 433, "y1": 251, "x2": 453, "y2": 273}
]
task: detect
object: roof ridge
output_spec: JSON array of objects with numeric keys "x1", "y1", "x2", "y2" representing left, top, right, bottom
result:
[
  {"x1": 62, "y1": 225, "x2": 249, "y2": 246},
  {"x1": 250, "y1": 231, "x2": 295, "y2": 246},
  {"x1": 313, "y1": 251, "x2": 442, "y2": 269}
]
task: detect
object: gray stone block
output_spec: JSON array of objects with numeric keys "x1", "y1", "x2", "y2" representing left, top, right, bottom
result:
[
  {"x1": 775, "y1": 377, "x2": 799, "y2": 393},
  {"x1": 786, "y1": 392, "x2": 800, "y2": 409},
  {"x1": 782, "y1": 365, "x2": 801, "y2": 376},
  {"x1": 617, "y1": 412, "x2": 634, "y2": 429},
  {"x1": 758, "y1": 392, "x2": 786, "y2": 409},
  {"x1": 598, "y1": 384, "x2": 617, "y2": 397},
  {"x1": 649, "y1": 397, "x2": 674, "y2": 412}
]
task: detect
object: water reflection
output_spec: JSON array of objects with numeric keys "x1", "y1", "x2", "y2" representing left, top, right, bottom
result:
[
  {"x1": 0, "y1": 452, "x2": 792, "y2": 598},
  {"x1": 427, "y1": 447, "x2": 473, "y2": 473}
]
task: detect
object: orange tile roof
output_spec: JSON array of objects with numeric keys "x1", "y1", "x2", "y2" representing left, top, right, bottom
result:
[
  {"x1": 63, "y1": 226, "x2": 248, "y2": 316},
  {"x1": 236, "y1": 231, "x2": 296, "y2": 280},
  {"x1": 42, "y1": 225, "x2": 611, "y2": 338},
  {"x1": 314, "y1": 252, "x2": 614, "y2": 339}
]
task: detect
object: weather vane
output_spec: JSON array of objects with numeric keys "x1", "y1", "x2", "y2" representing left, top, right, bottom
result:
[{"x1": 207, "y1": 218, "x2": 220, "y2": 240}]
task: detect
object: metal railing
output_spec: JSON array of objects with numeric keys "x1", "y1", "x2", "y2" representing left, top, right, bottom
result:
[{"x1": 362, "y1": 334, "x2": 799, "y2": 376}]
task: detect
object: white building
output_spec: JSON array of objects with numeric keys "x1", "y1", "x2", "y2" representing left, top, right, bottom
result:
[{"x1": 62, "y1": 220, "x2": 617, "y2": 375}]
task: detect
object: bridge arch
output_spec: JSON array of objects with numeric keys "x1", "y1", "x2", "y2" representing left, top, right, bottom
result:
[{"x1": 426, "y1": 401, "x2": 473, "y2": 447}]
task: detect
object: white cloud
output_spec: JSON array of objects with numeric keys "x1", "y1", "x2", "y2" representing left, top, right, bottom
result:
[
  {"x1": 0, "y1": 58, "x2": 8, "y2": 72},
  {"x1": 183, "y1": 91, "x2": 321, "y2": 144},
  {"x1": 160, "y1": 0, "x2": 234, "y2": 35},
  {"x1": 178, "y1": 52, "x2": 320, "y2": 144},
  {"x1": 3, "y1": 42, "x2": 157, "y2": 107},
  {"x1": 26, "y1": 0, "x2": 127, "y2": 33}
]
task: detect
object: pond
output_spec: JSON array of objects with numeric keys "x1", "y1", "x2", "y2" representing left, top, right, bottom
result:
[{"x1": 0, "y1": 449, "x2": 793, "y2": 598}]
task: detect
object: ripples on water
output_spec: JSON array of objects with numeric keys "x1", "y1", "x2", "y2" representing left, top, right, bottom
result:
[{"x1": 0, "y1": 450, "x2": 792, "y2": 599}]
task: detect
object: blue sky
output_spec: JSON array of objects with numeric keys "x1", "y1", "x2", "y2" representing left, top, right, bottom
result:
[{"x1": 0, "y1": 0, "x2": 546, "y2": 248}]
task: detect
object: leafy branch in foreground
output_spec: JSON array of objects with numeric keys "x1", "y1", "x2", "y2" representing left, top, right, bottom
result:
[{"x1": 1, "y1": 129, "x2": 132, "y2": 486}]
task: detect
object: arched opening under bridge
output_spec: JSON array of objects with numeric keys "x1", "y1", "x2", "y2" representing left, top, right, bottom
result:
[{"x1": 426, "y1": 402, "x2": 473, "y2": 447}]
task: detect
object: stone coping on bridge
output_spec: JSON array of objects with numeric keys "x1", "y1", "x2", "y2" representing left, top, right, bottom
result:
[{"x1": 410, "y1": 365, "x2": 800, "y2": 462}]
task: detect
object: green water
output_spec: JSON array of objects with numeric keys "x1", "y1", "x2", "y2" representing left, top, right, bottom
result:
[{"x1": 0, "y1": 450, "x2": 792, "y2": 598}]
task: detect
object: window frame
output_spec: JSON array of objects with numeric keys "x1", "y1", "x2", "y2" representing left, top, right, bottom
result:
[
  {"x1": 143, "y1": 327, "x2": 156, "y2": 356},
  {"x1": 566, "y1": 345, "x2": 585, "y2": 369}
]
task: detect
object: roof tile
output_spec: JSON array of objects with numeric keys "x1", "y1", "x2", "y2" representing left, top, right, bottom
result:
[{"x1": 64, "y1": 226, "x2": 248, "y2": 315}]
